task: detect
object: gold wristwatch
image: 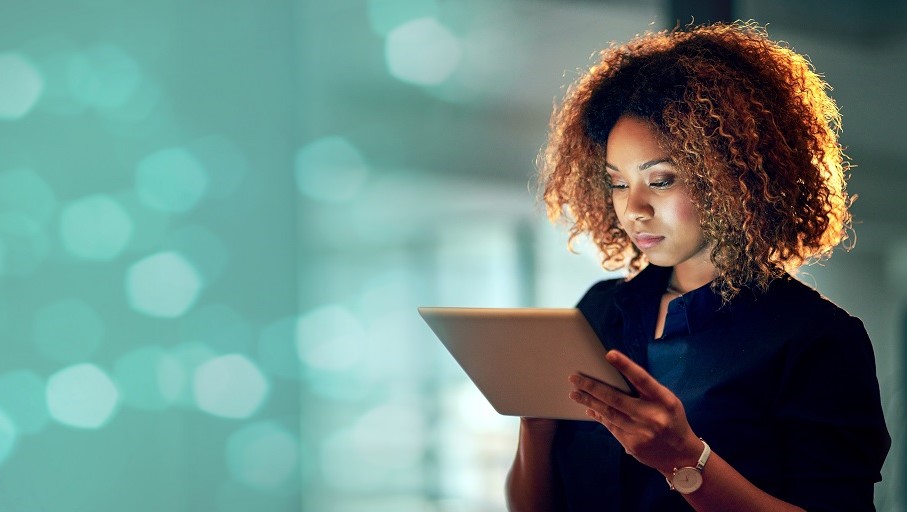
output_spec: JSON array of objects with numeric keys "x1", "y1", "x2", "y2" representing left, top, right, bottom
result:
[{"x1": 667, "y1": 439, "x2": 710, "y2": 494}]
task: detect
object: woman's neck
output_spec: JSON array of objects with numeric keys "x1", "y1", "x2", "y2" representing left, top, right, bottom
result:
[{"x1": 669, "y1": 258, "x2": 717, "y2": 294}]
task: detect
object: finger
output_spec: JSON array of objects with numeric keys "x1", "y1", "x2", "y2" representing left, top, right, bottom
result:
[
  {"x1": 569, "y1": 388, "x2": 610, "y2": 415},
  {"x1": 605, "y1": 350, "x2": 672, "y2": 401},
  {"x1": 569, "y1": 389, "x2": 633, "y2": 429},
  {"x1": 568, "y1": 373, "x2": 633, "y2": 412},
  {"x1": 580, "y1": 400, "x2": 632, "y2": 433}
]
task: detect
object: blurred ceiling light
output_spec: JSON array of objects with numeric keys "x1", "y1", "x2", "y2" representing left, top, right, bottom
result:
[
  {"x1": 0, "y1": 410, "x2": 16, "y2": 466},
  {"x1": 296, "y1": 304, "x2": 365, "y2": 372},
  {"x1": 193, "y1": 354, "x2": 269, "y2": 419},
  {"x1": 226, "y1": 421, "x2": 300, "y2": 490},
  {"x1": 46, "y1": 363, "x2": 120, "y2": 429},
  {"x1": 67, "y1": 44, "x2": 141, "y2": 110},
  {"x1": 135, "y1": 147, "x2": 209, "y2": 213},
  {"x1": 60, "y1": 194, "x2": 134, "y2": 261},
  {"x1": 0, "y1": 53, "x2": 44, "y2": 120},
  {"x1": 385, "y1": 17, "x2": 461, "y2": 86},
  {"x1": 126, "y1": 251, "x2": 203, "y2": 318}
]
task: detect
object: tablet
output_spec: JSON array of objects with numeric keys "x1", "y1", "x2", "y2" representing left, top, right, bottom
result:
[{"x1": 418, "y1": 307, "x2": 633, "y2": 421}]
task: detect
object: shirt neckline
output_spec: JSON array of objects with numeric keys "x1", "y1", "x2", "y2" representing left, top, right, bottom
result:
[{"x1": 614, "y1": 264, "x2": 726, "y2": 337}]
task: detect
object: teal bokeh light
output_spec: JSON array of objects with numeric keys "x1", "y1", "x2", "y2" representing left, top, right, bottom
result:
[
  {"x1": 60, "y1": 194, "x2": 134, "y2": 261},
  {"x1": 46, "y1": 363, "x2": 120, "y2": 429},
  {"x1": 166, "y1": 341, "x2": 216, "y2": 407},
  {"x1": 126, "y1": 251, "x2": 203, "y2": 318},
  {"x1": 135, "y1": 147, "x2": 209, "y2": 213},
  {"x1": 114, "y1": 346, "x2": 180, "y2": 411},
  {"x1": 226, "y1": 420, "x2": 299, "y2": 490},
  {"x1": 367, "y1": 0, "x2": 440, "y2": 36},
  {"x1": 33, "y1": 298, "x2": 105, "y2": 364},
  {"x1": 193, "y1": 354, "x2": 268, "y2": 419},
  {"x1": 0, "y1": 409, "x2": 17, "y2": 467},
  {"x1": 0, "y1": 168, "x2": 57, "y2": 225},
  {"x1": 296, "y1": 304, "x2": 365, "y2": 372},
  {"x1": 385, "y1": 18, "x2": 461, "y2": 86},
  {"x1": 0, "y1": 370, "x2": 48, "y2": 435},
  {"x1": 0, "y1": 52, "x2": 44, "y2": 120},
  {"x1": 295, "y1": 303, "x2": 374, "y2": 401},
  {"x1": 294, "y1": 136, "x2": 369, "y2": 203},
  {"x1": 67, "y1": 44, "x2": 141, "y2": 110},
  {"x1": 23, "y1": 36, "x2": 85, "y2": 116}
]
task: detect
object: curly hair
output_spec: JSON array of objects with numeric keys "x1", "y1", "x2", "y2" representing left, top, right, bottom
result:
[{"x1": 540, "y1": 21, "x2": 852, "y2": 301}]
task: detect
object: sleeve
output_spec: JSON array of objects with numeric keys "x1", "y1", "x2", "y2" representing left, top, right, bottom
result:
[
  {"x1": 575, "y1": 278, "x2": 623, "y2": 334},
  {"x1": 773, "y1": 314, "x2": 891, "y2": 512}
]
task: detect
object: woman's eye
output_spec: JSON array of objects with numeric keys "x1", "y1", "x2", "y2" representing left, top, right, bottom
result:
[
  {"x1": 607, "y1": 182, "x2": 628, "y2": 191},
  {"x1": 649, "y1": 176, "x2": 675, "y2": 189}
]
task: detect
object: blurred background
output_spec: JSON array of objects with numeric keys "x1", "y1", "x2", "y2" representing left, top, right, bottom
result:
[{"x1": 0, "y1": 0, "x2": 904, "y2": 510}]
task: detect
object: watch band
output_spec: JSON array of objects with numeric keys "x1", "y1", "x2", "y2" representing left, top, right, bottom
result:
[{"x1": 692, "y1": 439, "x2": 710, "y2": 471}]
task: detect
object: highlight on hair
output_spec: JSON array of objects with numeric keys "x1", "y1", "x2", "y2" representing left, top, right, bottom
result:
[{"x1": 540, "y1": 20, "x2": 852, "y2": 300}]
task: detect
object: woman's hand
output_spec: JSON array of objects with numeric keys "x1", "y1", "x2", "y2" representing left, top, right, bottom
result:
[{"x1": 568, "y1": 349, "x2": 702, "y2": 475}]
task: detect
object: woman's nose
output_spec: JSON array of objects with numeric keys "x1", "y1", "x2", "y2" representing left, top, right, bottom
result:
[{"x1": 624, "y1": 187, "x2": 654, "y2": 221}]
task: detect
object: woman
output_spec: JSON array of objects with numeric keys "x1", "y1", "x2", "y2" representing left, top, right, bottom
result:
[{"x1": 506, "y1": 22, "x2": 890, "y2": 511}]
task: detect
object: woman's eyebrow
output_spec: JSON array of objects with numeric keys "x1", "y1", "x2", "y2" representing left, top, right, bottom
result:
[
  {"x1": 605, "y1": 158, "x2": 672, "y2": 172},
  {"x1": 639, "y1": 158, "x2": 671, "y2": 170}
]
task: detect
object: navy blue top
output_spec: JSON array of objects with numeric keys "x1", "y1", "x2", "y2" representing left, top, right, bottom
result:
[{"x1": 553, "y1": 264, "x2": 890, "y2": 511}]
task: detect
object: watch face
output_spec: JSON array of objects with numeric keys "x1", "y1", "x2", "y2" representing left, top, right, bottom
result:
[{"x1": 671, "y1": 467, "x2": 703, "y2": 494}]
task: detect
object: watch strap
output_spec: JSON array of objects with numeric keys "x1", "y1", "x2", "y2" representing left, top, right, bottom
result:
[{"x1": 693, "y1": 438, "x2": 711, "y2": 470}]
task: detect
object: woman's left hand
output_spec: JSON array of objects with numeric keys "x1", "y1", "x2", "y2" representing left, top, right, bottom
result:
[{"x1": 568, "y1": 349, "x2": 703, "y2": 475}]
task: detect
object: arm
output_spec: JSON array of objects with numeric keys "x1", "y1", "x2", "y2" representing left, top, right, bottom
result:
[
  {"x1": 771, "y1": 317, "x2": 889, "y2": 509},
  {"x1": 505, "y1": 418, "x2": 564, "y2": 512},
  {"x1": 569, "y1": 350, "x2": 805, "y2": 512}
]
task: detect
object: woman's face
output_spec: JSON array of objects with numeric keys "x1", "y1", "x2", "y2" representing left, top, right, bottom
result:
[{"x1": 605, "y1": 115, "x2": 711, "y2": 272}]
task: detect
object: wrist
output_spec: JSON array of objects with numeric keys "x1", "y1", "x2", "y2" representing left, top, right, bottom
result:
[
  {"x1": 659, "y1": 433, "x2": 704, "y2": 476},
  {"x1": 520, "y1": 417, "x2": 559, "y2": 436}
]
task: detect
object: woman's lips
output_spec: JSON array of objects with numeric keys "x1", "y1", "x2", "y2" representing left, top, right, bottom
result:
[{"x1": 634, "y1": 233, "x2": 665, "y2": 249}]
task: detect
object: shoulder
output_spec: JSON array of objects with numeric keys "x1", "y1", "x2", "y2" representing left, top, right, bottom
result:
[
  {"x1": 742, "y1": 274, "x2": 864, "y2": 338},
  {"x1": 574, "y1": 277, "x2": 627, "y2": 339},
  {"x1": 748, "y1": 276, "x2": 880, "y2": 401},
  {"x1": 575, "y1": 277, "x2": 625, "y2": 312}
]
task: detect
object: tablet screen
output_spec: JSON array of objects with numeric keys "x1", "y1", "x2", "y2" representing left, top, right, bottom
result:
[{"x1": 419, "y1": 307, "x2": 633, "y2": 421}]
